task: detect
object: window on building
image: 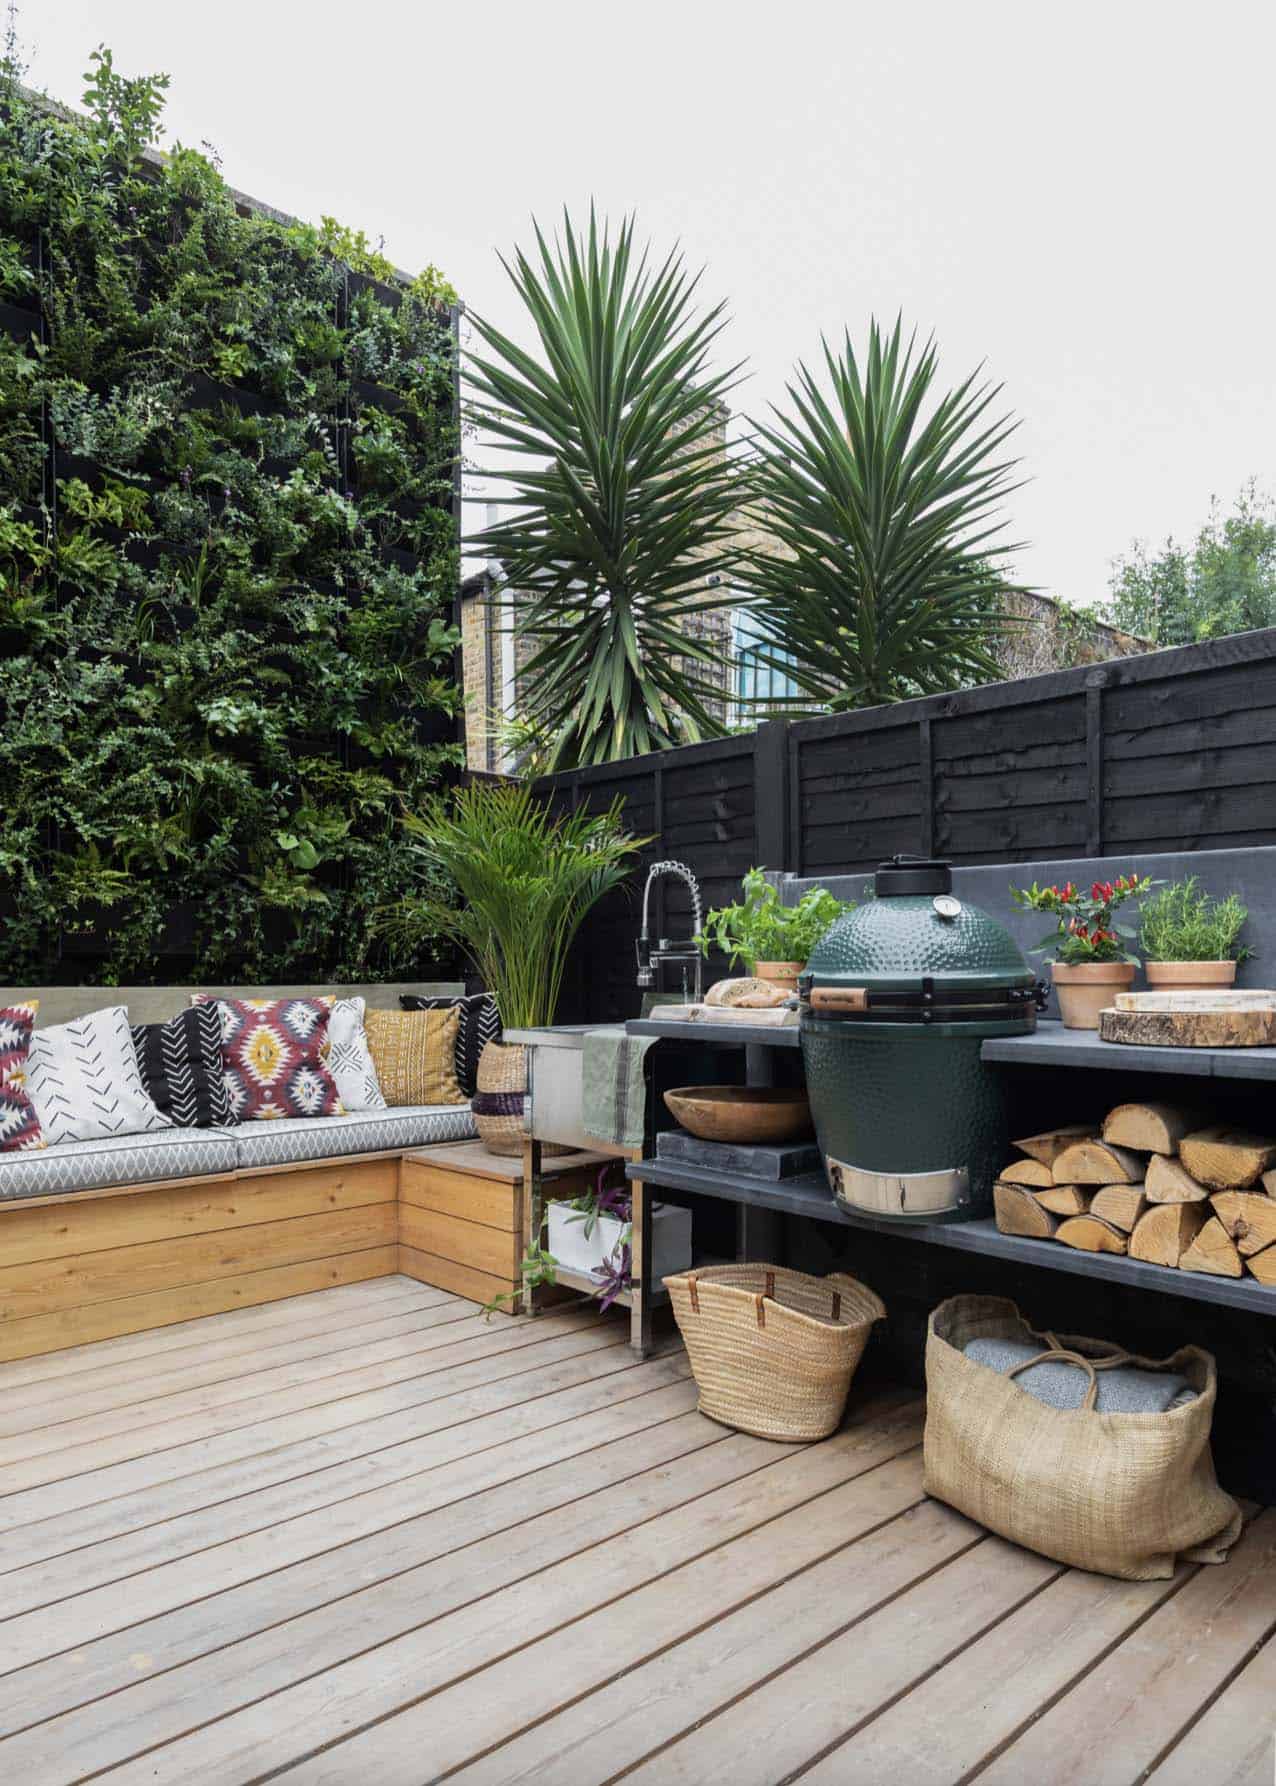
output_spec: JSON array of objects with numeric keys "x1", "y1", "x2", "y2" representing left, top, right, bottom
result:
[{"x1": 733, "y1": 608, "x2": 803, "y2": 718}]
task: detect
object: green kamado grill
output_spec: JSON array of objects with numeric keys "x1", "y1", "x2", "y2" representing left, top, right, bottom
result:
[{"x1": 800, "y1": 855, "x2": 1043, "y2": 1221}]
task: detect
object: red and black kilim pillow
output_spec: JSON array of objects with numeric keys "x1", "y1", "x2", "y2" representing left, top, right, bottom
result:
[
  {"x1": 191, "y1": 995, "x2": 342, "y2": 1122},
  {"x1": 0, "y1": 1002, "x2": 44, "y2": 1152}
]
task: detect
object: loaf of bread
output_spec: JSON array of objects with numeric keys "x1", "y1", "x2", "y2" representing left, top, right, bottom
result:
[{"x1": 703, "y1": 977, "x2": 790, "y2": 1010}]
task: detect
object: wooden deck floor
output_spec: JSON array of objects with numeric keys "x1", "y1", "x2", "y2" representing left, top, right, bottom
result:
[{"x1": 0, "y1": 1274, "x2": 1273, "y2": 1785}]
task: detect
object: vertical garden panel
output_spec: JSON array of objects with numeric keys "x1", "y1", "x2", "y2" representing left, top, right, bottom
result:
[{"x1": 0, "y1": 76, "x2": 461, "y2": 983}]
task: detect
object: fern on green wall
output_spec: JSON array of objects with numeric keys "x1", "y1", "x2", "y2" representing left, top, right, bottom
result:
[{"x1": 0, "y1": 49, "x2": 463, "y2": 983}]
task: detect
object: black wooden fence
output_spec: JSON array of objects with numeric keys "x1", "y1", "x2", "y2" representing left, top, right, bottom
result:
[{"x1": 536, "y1": 628, "x2": 1276, "y2": 1023}]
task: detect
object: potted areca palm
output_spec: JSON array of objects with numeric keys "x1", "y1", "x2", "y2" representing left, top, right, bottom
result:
[{"x1": 388, "y1": 782, "x2": 646, "y2": 1154}]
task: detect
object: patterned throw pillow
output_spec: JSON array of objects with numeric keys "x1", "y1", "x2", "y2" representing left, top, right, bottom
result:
[
  {"x1": 363, "y1": 1007, "x2": 464, "y2": 1107},
  {"x1": 324, "y1": 997, "x2": 387, "y2": 1113},
  {"x1": 0, "y1": 1001, "x2": 45, "y2": 1152},
  {"x1": 399, "y1": 993, "x2": 500, "y2": 1098},
  {"x1": 131, "y1": 1005, "x2": 232, "y2": 1129},
  {"x1": 192, "y1": 995, "x2": 343, "y2": 1123},
  {"x1": 25, "y1": 1006, "x2": 172, "y2": 1146}
]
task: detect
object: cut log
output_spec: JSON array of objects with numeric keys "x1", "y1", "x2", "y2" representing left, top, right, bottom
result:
[
  {"x1": 1178, "y1": 1216, "x2": 1244, "y2": 1278},
  {"x1": 1011, "y1": 1124, "x2": 1096, "y2": 1166},
  {"x1": 1261, "y1": 1167, "x2": 1276, "y2": 1199},
  {"x1": 998, "y1": 1158, "x2": 1056, "y2": 1188},
  {"x1": 1051, "y1": 1139, "x2": 1144, "y2": 1185},
  {"x1": 994, "y1": 1182, "x2": 1058, "y2": 1239},
  {"x1": 1100, "y1": 1006, "x2": 1276, "y2": 1048},
  {"x1": 1180, "y1": 1127, "x2": 1276, "y2": 1192},
  {"x1": 1033, "y1": 1184, "x2": 1090, "y2": 1216},
  {"x1": 1055, "y1": 1214, "x2": 1129, "y2": 1255},
  {"x1": 1245, "y1": 1246, "x2": 1276, "y2": 1286},
  {"x1": 1144, "y1": 1153, "x2": 1211, "y2": 1204},
  {"x1": 1101, "y1": 1103, "x2": 1200, "y2": 1156},
  {"x1": 1209, "y1": 1191, "x2": 1276, "y2": 1257},
  {"x1": 1089, "y1": 1184, "x2": 1147, "y2": 1233},
  {"x1": 1129, "y1": 1202, "x2": 1208, "y2": 1268}
]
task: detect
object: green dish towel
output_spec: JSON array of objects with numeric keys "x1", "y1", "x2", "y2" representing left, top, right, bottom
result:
[{"x1": 582, "y1": 1028, "x2": 656, "y2": 1150}]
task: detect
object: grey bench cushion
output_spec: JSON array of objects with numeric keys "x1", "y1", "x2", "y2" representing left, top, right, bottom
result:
[
  {"x1": 0, "y1": 1105, "x2": 478, "y2": 1200},
  {"x1": 0, "y1": 1128, "x2": 239, "y2": 1201},
  {"x1": 228, "y1": 1104, "x2": 476, "y2": 1170}
]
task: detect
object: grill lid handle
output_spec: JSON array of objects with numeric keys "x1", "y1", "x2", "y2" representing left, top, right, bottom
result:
[
  {"x1": 874, "y1": 854, "x2": 953, "y2": 897},
  {"x1": 809, "y1": 986, "x2": 869, "y2": 1013}
]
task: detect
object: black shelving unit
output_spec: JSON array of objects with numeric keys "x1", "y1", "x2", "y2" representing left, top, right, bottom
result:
[
  {"x1": 626, "y1": 1154, "x2": 1276, "y2": 1318},
  {"x1": 624, "y1": 1014, "x2": 1276, "y2": 1344}
]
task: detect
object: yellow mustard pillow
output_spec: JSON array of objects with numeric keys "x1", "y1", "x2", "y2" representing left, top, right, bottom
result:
[{"x1": 363, "y1": 1007, "x2": 464, "y2": 1107}]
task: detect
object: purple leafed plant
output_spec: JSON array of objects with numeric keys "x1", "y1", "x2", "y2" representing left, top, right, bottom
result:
[{"x1": 592, "y1": 1242, "x2": 632, "y2": 1312}]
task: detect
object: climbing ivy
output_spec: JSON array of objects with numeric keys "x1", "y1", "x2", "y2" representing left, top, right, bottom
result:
[{"x1": 0, "y1": 47, "x2": 463, "y2": 982}]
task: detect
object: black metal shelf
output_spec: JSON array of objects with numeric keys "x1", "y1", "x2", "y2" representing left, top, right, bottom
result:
[
  {"x1": 982, "y1": 1022, "x2": 1276, "y2": 1081},
  {"x1": 630, "y1": 1016, "x2": 1276, "y2": 1077},
  {"x1": 628, "y1": 1155, "x2": 1276, "y2": 1317},
  {"x1": 625, "y1": 1017, "x2": 801, "y2": 1049}
]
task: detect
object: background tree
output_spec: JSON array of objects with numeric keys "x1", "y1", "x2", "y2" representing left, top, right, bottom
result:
[
  {"x1": 737, "y1": 319, "x2": 1021, "y2": 711},
  {"x1": 1106, "y1": 480, "x2": 1276, "y2": 646},
  {"x1": 467, "y1": 209, "x2": 742, "y2": 771}
]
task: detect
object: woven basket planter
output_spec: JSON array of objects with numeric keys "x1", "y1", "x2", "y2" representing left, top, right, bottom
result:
[
  {"x1": 472, "y1": 1040, "x2": 527, "y2": 1157},
  {"x1": 665, "y1": 1263, "x2": 885, "y2": 1442},
  {"x1": 472, "y1": 1040, "x2": 571, "y2": 1159}
]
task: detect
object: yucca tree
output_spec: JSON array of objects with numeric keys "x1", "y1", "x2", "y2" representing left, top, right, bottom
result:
[
  {"x1": 739, "y1": 318, "x2": 1022, "y2": 711},
  {"x1": 467, "y1": 209, "x2": 742, "y2": 770}
]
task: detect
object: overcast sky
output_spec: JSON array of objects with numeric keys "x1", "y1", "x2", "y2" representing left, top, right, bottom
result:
[{"x1": 25, "y1": 0, "x2": 1276, "y2": 606}]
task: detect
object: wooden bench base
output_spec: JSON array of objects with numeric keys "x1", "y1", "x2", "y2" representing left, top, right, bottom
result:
[{"x1": 0, "y1": 1141, "x2": 607, "y2": 1362}]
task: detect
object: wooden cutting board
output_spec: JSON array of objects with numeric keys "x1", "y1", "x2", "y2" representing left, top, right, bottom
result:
[
  {"x1": 1113, "y1": 989, "x2": 1276, "y2": 1010},
  {"x1": 1101, "y1": 991, "x2": 1276, "y2": 1048}
]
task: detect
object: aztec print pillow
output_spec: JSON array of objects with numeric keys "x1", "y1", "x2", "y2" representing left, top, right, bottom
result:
[
  {"x1": 131, "y1": 1005, "x2": 232, "y2": 1129},
  {"x1": 0, "y1": 1001, "x2": 45, "y2": 1152},
  {"x1": 363, "y1": 1007, "x2": 464, "y2": 1107},
  {"x1": 399, "y1": 992, "x2": 501, "y2": 1098},
  {"x1": 323, "y1": 997, "x2": 387, "y2": 1113},
  {"x1": 192, "y1": 995, "x2": 343, "y2": 1123},
  {"x1": 25, "y1": 1005, "x2": 172, "y2": 1146}
]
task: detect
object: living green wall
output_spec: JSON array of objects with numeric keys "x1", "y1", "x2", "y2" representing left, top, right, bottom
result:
[{"x1": 0, "y1": 52, "x2": 462, "y2": 983}]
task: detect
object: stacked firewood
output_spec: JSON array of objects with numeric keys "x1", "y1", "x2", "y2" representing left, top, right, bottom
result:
[{"x1": 993, "y1": 1107, "x2": 1276, "y2": 1282}]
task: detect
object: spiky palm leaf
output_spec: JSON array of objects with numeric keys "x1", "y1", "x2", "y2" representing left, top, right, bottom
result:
[
  {"x1": 467, "y1": 209, "x2": 742, "y2": 770},
  {"x1": 739, "y1": 318, "x2": 1022, "y2": 711}
]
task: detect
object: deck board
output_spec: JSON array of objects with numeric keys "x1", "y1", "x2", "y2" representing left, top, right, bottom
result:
[{"x1": 0, "y1": 1274, "x2": 1270, "y2": 1786}]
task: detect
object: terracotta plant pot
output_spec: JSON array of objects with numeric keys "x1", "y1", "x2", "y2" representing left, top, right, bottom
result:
[
  {"x1": 1145, "y1": 960, "x2": 1238, "y2": 991},
  {"x1": 1051, "y1": 960, "x2": 1136, "y2": 1030},
  {"x1": 754, "y1": 960, "x2": 805, "y2": 994}
]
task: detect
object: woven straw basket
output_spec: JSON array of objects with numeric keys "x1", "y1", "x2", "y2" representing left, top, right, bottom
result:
[
  {"x1": 665, "y1": 1263, "x2": 885, "y2": 1442},
  {"x1": 472, "y1": 1040, "x2": 527, "y2": 1157},
  {"x1": 924, "y1": 1295, "x2": 1242, "y2": 1580}
]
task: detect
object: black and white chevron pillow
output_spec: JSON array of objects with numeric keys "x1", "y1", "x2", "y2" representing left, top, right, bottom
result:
[
  {"x1": 26, "y1": 1005, "x2": 172, "y2": 1146},
  {"x1": 399, "y1": 993, "x2": 500, "y2": 1097},
  {"x1": 131, "y1": 1005, "x2": 232, "y2": 1129}
]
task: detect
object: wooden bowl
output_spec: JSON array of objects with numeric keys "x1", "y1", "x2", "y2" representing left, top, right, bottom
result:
[{"x1": 663, "y1": 1084, "x2": 813, "y2": 1145}]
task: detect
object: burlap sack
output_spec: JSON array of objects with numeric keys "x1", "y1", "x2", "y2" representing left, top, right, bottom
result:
[{"x1": 923, "y1": 1295, "x2": 1242, "y2": 1580}]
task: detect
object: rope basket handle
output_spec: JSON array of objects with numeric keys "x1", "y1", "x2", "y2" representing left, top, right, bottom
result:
[{"x1": 1006, "y1": 1338, "x2": 1135, "y2": 1413}]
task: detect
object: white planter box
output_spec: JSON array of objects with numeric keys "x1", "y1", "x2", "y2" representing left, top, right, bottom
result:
[{"x1": 547, "y1": 1199, "x2": 692, "y2": 1284}]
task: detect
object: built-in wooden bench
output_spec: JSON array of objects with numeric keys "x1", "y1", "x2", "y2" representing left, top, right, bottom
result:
[{"x1": 0, "y1": 1141, "x2": 612, "y2": 1362}]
